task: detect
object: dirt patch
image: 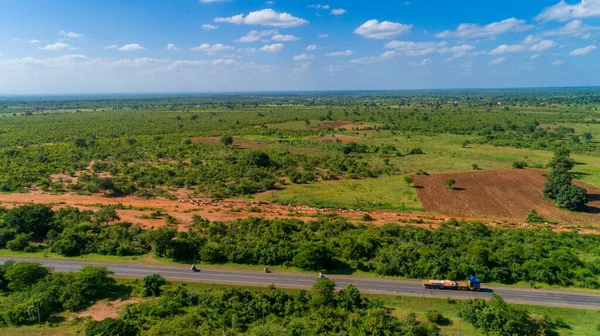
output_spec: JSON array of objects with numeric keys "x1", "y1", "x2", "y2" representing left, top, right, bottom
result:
[
  {"x1": 314, "y1": 135, "x2": 363, "y2": 143},
  {"x1": 78, "y1": 298, "x2": 143, "y2": 321},
  {"x1": 189, "y1": 137, "x2": 268, "y2": 149},
  {"x1": 412, "y1": 168, "x2": 600, "y2": 225},
  {"x1": 311, "y1": 121, "x2": 353, "y2": 130}
]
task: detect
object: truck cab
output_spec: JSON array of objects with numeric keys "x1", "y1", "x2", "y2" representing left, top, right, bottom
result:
[{"x1": 468, "y1": 274, "x2": 481, "y2": 291}]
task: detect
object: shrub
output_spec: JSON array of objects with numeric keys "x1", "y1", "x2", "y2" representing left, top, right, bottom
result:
[
  {"x1": 293, "y1": 242, "x2": 332, "y2": 270},
  {"x1": 555, "y1": 184, "x2": 588, "y2": 211},
  {"x1": 408, "y1": 147, "x2": 424, "y2": 155},
  {"x1": 220, "y1": 135, "x2": 233, "y2": 147},
  {"x1": 6, "y1": 233, "x2": 32, "y2": 251},
  {"x1": 403, "y1": 176, "x2": 414, "y2": 185},
  {"x1": 4, "y1": 262, "x2": 50, "y2": 291},
  {"x1": 525, "y1": 210, "x2": 546, "y2": 223},
  {"x1": 426, "y1": 309, "x2": 445, "y2": 324},
  {"x1": 361, "y1": 213, "x2": 374, "y2": 222},
  {"x1": 512, "y1": 161, "x2": 527, "y2": 169},
  {"x1": 86, "y1": 318, "x2": 139, "y2": 336},
  {"x1": 143, "y1": 273, "x2": 167, "y2": 297},
  {"x1": 443, "y1": 178, "x2": 456, "y2": 190}
]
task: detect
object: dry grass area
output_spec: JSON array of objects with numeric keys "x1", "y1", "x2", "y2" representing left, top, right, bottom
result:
[
  {"x1": 77, "y1": 298, "x2": 144, "y2": 321},
  {"x1": 189, "y1": 137, "x2": 268, "y2": 149},
  {"x1": 413, "y1": 168, "x2": 600, "y2": 226}
]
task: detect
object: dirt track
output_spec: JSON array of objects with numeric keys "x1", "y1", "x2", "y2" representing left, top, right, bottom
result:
[{"x1": 413, "y1": 168, "x2": 600, "y2": 225}]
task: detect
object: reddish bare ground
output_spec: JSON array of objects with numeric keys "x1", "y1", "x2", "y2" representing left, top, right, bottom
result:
[
  {"x1": 189, "y1": 137, "x2": 268, "y2": 149},
  {"x1": 413, "y1": 168, "x2": 600, "y2": 225},
  {"x1": 314, "y1": 135, "x2": 363, "y2": 143},
  {"x1": 77, "y1": 298, "x2": 143, "y2": 321}
]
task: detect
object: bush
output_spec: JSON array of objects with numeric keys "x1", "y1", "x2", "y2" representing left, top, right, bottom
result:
[
  {"x1": 443, "y1": 178, "x2": 456, "y2": 190},
  {"x1": 426, "y1": 309, "x2": 445, "y2": 324},
  {"x1": 403, "y1": 176, "x2": 414, "y2": 185},
  {"x1": 293, "y1": 242, "x2": 332, "y2": 270},
  {"x1": 6, "y1": 233, "x2": 32, "y2": 251},
  {"x1": 408, "y1": 147, "x2": 424, "y2": 155},
  {"x1": 525, "y1": 209, "x2": 546, "y2": 223},
  {"x1": 86, "y1": 318, "x2": 139, "y2": 336},
  {"x1": 512, "y1": 161, "x2": 527, "y2": 169},
  {"x1": 555, "y1": 184, "x2": 588, "y2": 211},
  {"x1": 361, "y1": 213, "x2": 374, "y2": 222},
  {"x1": 143, "y1": 273, "x2": 167, "y2": 297},
  {"x1": 4, "y1": 262, "x2": 50, "y2": 291}
]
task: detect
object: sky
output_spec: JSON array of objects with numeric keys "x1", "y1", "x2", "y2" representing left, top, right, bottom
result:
[{"x1": 0, "y1": 0, "x2": 599, "y2": 94}]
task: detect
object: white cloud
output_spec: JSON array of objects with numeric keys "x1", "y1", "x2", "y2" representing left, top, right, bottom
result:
[
  {"x1": 582, "y1": 32, "x2": 593, "y2": 39},
  {"x1": 309, "y1": 4, "x2": 330, "y2": 9},
  {"x1": 349, "y1": 50, "x2": 399, "y2": 64},
  {"x1": 166, "y1": 44, "x2": 181, "y2": 51},
  {"x1": 489, "y1": 57, "x2": 506, "y2": 65},
  {"x1": 531, "y1": 40, "x2": 556, "y2": 52},
  {"x1": 260, "y1": 43, "x2": 284, "y2": 53},
  {"x1": 552, "y1": 60, "x2": 564, "y2": 65},
  {"x1": 543, "y1": 20, "x2": 600, "y2": 37},
  {"x1": 237, "y1": 47, "x2": 258, "y2": 55},
  {"x1": 104, "y1": 45, "x2": 118, "y2": 50},
  {"x1": 436, "y1": 18, "x2": 532, "y2": 39},
  {"x1": 536, "y1": 0, "x2": 600, "y2": 22},
  {"x1": 318, "y1": 34, "x2": 328, "y2": 38},
  {"x1": 306, "y1": 44, "x2": 317, "y2": 51},
  {"x1": 384, "y1": 40, "x2": 477, "y2": 58},
  {"x1": 169, "y1": 59, "x2": 240, "y2": 69},
  {"x1": 271, "y1": 34, "x2": 299, "y2": 42},
  {"x1": 202, "y1": 24, "x2": 219, "y2": 30},
  {"x1": 59, "y1": 31, "x2": 84, "y2": 38},
  {"x1": 191, "y1": 43, "x2": 235, "y2": 54},
  {"x1": 28, "y1": 39, "x2": 41, "y2": 44},
  {"x1": 200, "y1": 0, "x2": 231, "y2": 3},
  {"x1": 404, "y1": 1, "x2": 412, "y2": 4},
  {"x1": 421, "y1": 58, "x2": 431, "y2": 65},
  {"x1": 38, "y1": 42, "x2": 75, "y2": 51},
  {"x1": 489, "y1": 44, "x2": 525, "y2": 55},
  {"x1": 293, "y1": 54, "x2": 317, "y2": 61},
  {"x1": 215, "y1": 9, "x2": 308, "y2": 28},
  {"x1": 354, "y1": 20, "x2": 413, "y2": 39},
  {"x1": 331, "y1": 8, "x2": 346, "y2": 16},
  {"x1": 569, "y1": 45, "x2": 597, "y2": 55},
  {"x1": 438, "y1": 44, "x2": 476, "y2": 57},
  {"x1": 118, "y1": 44, "x2": 145, "y2": 52},
  {"x1": 325, "y1": 50, "x2": 354, "y2": 56},
  {"x1": 531, "y1": 53, "x2": 541, "y2": 59},
  {"x1": 265, "y1": 1, "x2": 274, "y2": 4},
  {"x1": 236, "y1": 30, "x2": 278, "y2": 43},
  {"x1": 523, "y1": 34, "x2": 542, "y2": 45}
]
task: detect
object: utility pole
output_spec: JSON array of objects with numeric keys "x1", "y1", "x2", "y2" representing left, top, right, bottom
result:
[{"x1": 36, "y1": 300, "x2": 41, "y2": 324}]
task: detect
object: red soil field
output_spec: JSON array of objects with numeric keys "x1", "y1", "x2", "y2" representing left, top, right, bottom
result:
[{"x1": 413, "y1": 168, "x2": 600, "y2": 225}]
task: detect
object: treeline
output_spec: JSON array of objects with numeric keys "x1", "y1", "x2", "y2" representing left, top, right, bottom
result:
[
  {"x1": 2, "y1": 205, "x2": 600, "y2": 288},
  {"x1": 543, "y1": 149, "x2": 589, "y2": 211},
  {"x1": 87, "y1": 278, "x2": 441, "y2": 336},
  {"x1": 0, "y1": 261, "x2": 115, "y2": 326}
]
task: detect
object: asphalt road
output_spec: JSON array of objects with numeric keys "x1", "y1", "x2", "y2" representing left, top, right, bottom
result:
[{"x1": 2, "y1": 257, "x2": 599, "y2": 309}]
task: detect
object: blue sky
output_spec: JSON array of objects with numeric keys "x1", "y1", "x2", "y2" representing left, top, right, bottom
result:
[{"x1": 0, "y1": 0, "x2": 599, "y2": 94}]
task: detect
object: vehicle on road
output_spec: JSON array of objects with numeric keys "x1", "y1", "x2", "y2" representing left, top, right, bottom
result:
[
  {"x1": 423, "y1": 275, "x2": 481, "y2": 291},
  {"x1": 191, "y1": 264, "x2": 200, "y2": 272}
]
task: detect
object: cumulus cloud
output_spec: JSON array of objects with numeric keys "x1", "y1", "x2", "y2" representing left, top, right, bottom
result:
[
  {"x1": 489, "y1": 44, "x2": 525, "y2": 55},
  {"x1": 28, "y1": 39, "x2": 41, "y2": 44},
  {"x1": 236, "y1": 30, "x2": 278, "y2": 43},
  {"x1": 436, "y1": 18, "x2": 532, "y2": 39},
  {"x1": 318, "y1": 34, "x2": 328, "y2": 38},
  {"x1": 531, "y1": 40, "x2": 556, "y2": 52},
  {"x1": 191, "y1": 43, "x2": 235, "y2": 54},
  {"x1": 104, "y1": 45, "x2": 118, "y2": 50},
  {"x1": 271, "y1": 34, "x2": 299, "y2": 42},
  {"x1": 421, "y1": 58, "x2": 431, "y2": 65},
  {"x1": 543, "y1": 20, "x2": 600, "y2": 37},
  {"x1": 260, "y1": 43, "x2": 284, "y2": 52},
  {"x1": 384, "y1": 40, "x2": 477, "y2": 58},
  {"x1": 489, "y1": 57, "x2": 506, "y2": 65},
  {"x1": 569, "y1": 45, "x2": 597, "y2": 55},
  {"x1": 331, "y1": 8, "x2": 346, "y2": 16},
  {"x1": 118, "y1": 44, "x2": 145, "y2": 51},
  {"x1": 308, "y1": 4, "x2": 330, "y2": 9},
  {"x1": 536, "y1": 0, "x2": 600, "y2": 22},
  {"x1": 38, "y1": 42, "x2": 75, "y2": 51},
  {"x1": 354, "y1": 20, "x2": 413, "y2": 39},
  {"x1": 293, "y1": 54, "x2": 317, "y2": 61},
  {"x1": 202, "y1": 24, "x2": 219, "y2": 30},
  {"x1": 306, "y1": 44, "x2": 317, "y2": 51},
  {"x1": 166, "y1": 44, "x2": 181, "y2": 51},
  {"x1": 531, "y1": 53, "x2": 541, "y2": 59},
  {"x1": 349, "y1": 50, "x2": 399, "y2": 64},
  {"x1": 325, "y1": 50, "x2": 354, "y2": 56},
  {"x1": 59, "y1": 31, "x2": 84, "y2": 38},
  {"x1": 215, "y1": 9, "x2": 308, "y2": 28},
  {"x1": 552, "y1": 60, "x2": 564, "y2": 65}
]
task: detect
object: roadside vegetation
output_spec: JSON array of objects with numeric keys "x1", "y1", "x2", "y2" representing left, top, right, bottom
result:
[{"x1": 1, "y1": 204, "x2": 599, "y2": 289}]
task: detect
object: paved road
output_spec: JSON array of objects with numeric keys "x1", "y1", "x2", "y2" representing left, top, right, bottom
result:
[{"x1": 2, "y1": 257, "x2": 599, "y2": 309}]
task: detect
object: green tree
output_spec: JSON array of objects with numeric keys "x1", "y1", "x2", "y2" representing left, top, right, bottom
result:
[
  {"x1": 145, "y1": 227, "x2": 176, "y2": 257},
  {"x1": 555, "y1": 184, "x2": 588, "y2": 211},
  {"x1": 4, "y1": 262, "x2": 50, "y2": 291},
  {"x1": 6, "y1": 233, "x2": 32, "y2": 251},
  {"x1": 86, "y1": 318, "x2": 139, "y2": 336},
  {"x1": 142, "y1": 273, "x2": 167, "y2": 297},
  {"x1": 311, "y1": 278, "x2": 336, "y2": 307},
  {"x1": 403, "y1": 176, "x2": 414, "y2": 185},
  {"x1": 292, "y1": 242, "x2": 331, "y2": 270},
  {"x1": 443, "y1": 178, "x2": 456, "y2": 190},
  {"x1": 2, "y1": 204, "x2": 54, "y2": 237},
  {"x1": 220, "y1": 135, "x2": 234, "y2": 147}
]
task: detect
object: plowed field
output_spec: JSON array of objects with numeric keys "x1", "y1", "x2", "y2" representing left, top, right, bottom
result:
[{"x1": 413, "y1": 168, "x2": 600, "y2": 225}]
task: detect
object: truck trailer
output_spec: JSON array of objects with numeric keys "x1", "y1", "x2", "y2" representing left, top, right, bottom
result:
[{"x1": 423, "y1": 275, "x2": 481, "y2": 291}]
